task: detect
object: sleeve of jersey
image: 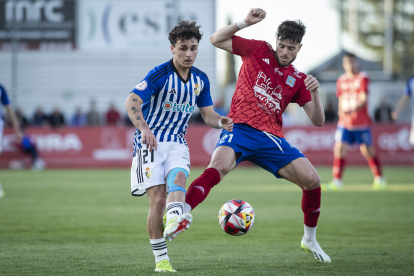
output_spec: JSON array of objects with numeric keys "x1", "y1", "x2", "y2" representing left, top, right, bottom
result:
[
  {"x1": 336, "y1": 79, "x2": 341, "y2": 97},
  {"x1": 291, "y1": 79, "x2": 311, "y2": 106},
  {"x1": 361, "y1": 76, "x2": 369, "y2": 94},
  {"x1": 131, "y1": 72, "x2": 157, "y2": 103},
  {"x1": 196, "y1": 77, "x2": 213, "y2": 107},
  {"x1": 0, "y1": 85, "x2": 10, "y2": 105},
  {"x1": 232, "y1": 35, "x2": 260, "y2": 57}
]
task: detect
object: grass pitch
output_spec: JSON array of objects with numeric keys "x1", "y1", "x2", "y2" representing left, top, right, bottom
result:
[{"x1": 0, "y1": 166, "x2": 413, "y2": 275}]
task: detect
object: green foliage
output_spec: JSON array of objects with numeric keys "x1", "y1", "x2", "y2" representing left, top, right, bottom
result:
[{"x1": 0, "y1": 167, "x2": 413, "y2": 275}]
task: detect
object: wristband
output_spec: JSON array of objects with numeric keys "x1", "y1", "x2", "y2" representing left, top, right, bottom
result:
[
  {"x1": 218, "y1": 119, "x2": 223, "y2": 129},
  {"x1": 236, "y1": 19, "x2": 248, "y2": 29}
]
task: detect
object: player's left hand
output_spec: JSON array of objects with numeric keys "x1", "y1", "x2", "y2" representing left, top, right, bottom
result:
[
  {"x1": 220, "y1": 116, "x2": 234, "y2": 132},
  {"x1": 305, "y1": 75, "x2": 320, "y2": 92}
]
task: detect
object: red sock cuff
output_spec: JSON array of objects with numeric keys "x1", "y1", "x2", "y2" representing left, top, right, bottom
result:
[
  {"x1": 302, "y1": 186, "x2": 321, "y2": 194},
  {"x1": 203, "y1": 168, "x2": 221, "y2": 184}
]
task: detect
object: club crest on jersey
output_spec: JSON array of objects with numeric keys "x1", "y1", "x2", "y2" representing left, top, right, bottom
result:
[
  {"x1": 145, "y1": 167, "x2": 152, "y2": 179},
  {"x1": 135, "y1": 80, "x2": 147, "y2": 91},
  {"x1": 194, "y1": 83, "x2": 200, "y2": 96},
  {"x1": 286, "y1": 76, "x2": 296, "y2": 87}
]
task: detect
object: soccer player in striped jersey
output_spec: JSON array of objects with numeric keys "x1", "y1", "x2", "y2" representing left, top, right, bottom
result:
[
  {"x1": 392, "y1": 75, "x2": 414, "y2": 145},
  {"x1": 0, "y1": 84, "x2": 23, "y2": 198},
  {"x1": 124, "y1": 21, "x2": 233, "y2": 272}
]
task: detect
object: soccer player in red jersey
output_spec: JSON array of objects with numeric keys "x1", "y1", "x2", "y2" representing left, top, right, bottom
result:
[
  {"x1": 181, "y1": 8, "x2": 331, "y2": 263},
  {"x1": 322, "y1": 53, "x2": 387, "y2": 191}
]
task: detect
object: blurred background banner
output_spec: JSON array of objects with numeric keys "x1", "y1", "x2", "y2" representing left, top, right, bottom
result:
[
  {"x1": 78, "y1": 0, "x2": 214, "y2": 50},
  {"x1": 1, "y1": 124, "x2": 413, "y2": 168},
  {"x1": 0, "y1": 0, "x2": 76, "y2": 50}
]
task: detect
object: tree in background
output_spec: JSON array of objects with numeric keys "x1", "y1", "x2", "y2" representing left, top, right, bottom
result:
[{"x1": 333, "y1": 0, "x2": 414, "y2": 79}]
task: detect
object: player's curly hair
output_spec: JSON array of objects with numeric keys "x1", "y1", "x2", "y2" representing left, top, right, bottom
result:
[
  {"x1": 276, "y1": 20, "x2": 306, "y2": 44},
  {"x1": 168, "y1": 20, "x2": 203, "y2": 46}
]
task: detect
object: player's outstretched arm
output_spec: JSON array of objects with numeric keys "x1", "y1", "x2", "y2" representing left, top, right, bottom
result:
[
  {"x1": 210, "y1": 8, "x2": 266, "y2": 53},
  {"x1": 5, "y1": 105, "x2": 23, "y2": 141},
  {"x1": 124, "y1": 93, "x2": 157, "y2": 150},
  {"x1": 303, "y1": 75, "x2": 325, "y2": 127},
  {"x1": 199, "y1": 105, "x2": 233, "y2": 132}
]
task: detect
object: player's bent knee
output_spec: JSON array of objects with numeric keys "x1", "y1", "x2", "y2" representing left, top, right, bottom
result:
[
  {"x1": 302, "y1": 174, "x2": 321, "y2": 190},
  {"x1": 208, "y1": 161, "x2": 229, "y2": 176},
  {"x1": 167, "y1": 168, "x2": 189, "y2": 195}
]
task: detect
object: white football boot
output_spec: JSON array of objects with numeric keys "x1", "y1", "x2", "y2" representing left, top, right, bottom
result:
[
  {"x1": 164, "y1": 213, "x2": 192, "y2": 242},
  {"x1": 301, "y1": 237, "x2": 331, "y2": 263}
]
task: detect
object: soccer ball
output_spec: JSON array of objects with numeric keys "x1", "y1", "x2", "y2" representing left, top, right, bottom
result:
[{"x1": 218, "y1": 199, "x2": 255, "y2": 236}]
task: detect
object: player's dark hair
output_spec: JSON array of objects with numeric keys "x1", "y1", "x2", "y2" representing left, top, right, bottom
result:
[
  {"x1": 344, "y1": 52, "x2": 356, "y2": 59},
  {"x1": 276, "y1": 20, "x2": 306, "y2": 44},
  {"x1": 168, "y1": 20, "x2": 203, "y2": 46}
]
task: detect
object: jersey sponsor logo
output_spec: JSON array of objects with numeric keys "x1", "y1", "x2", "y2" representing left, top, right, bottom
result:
[
  {"x1": 135, "y1": 80, "x2": 147, "y2": 91},
  {"x1": 168, "y1": 88, "x2": 177, "y2": 94},
  {"x1": 162, "y1": 101, "x2": 195, "y2": 113},
  {"x1": 262, "y1": 58, "x2": 269, "y2": 64},
  {"x1": 194, "y1": 83, "x2": 200, "y2": 96},
  {"x1": 286, "y1": 75, "x2": 296, "y2": 87},
  {"x1": 274, "y1": 67, "x2": 283, "y2": 76},
  {"x1": 253, "y1": 71, "x2": 282, "y2": 113},
  {"x1": 145, "y1": 167, "x2": 152, "y2": 179}
]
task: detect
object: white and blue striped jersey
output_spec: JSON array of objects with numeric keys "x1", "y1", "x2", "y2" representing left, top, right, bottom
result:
[
  {"x1": 404, "y1": 76, "x2": 414, "y2": 125},
  {"x1": 0, "y1": 84, "x2": 11, "y2": 123},
  {"x1": 130, "y1": 59, "x2": 213, "y2": 155}
]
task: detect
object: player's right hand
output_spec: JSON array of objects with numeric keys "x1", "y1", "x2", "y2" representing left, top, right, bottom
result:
[
  {"x1": 391, "y1": 111, "x2": 398, "y2": 121},
  {"x1": 245, "y1": 8, "x2": 266, "y2": 26},
  {"x1": 141, "y1": 129, "x2": 157, "y2": 151}
]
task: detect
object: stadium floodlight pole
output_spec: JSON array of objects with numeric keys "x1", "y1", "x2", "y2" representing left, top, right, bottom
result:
[{"x1": 384, "y1": 0, "x2": 394, "y2": 75}]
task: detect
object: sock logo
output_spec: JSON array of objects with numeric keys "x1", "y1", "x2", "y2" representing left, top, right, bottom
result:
[
  {"x1": 157, "y1": 252, "x2": 167, "y2": 257},
  {"x1": 195, "y1": 186, "x2": 204, "y2": 195},
  {"x1": 170, "y1": 210, "x2": 180, "y2": 216},
  {"x1": 311, "y1": 208, "x2": 321, "y2": 213}
]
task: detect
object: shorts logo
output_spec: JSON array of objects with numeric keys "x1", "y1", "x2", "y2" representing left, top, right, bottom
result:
[
  {"x1": 194, "y1": 83, "x2": 200, "y2": 96},
  {"x1": 135, "y1": 80, "x2": 147, "y2": 91},
  {"x1": 162, "y1": 101, "x2": 195, "y2": 113},
  {"x1": 286, "y1": 76, "x2": 296, "y2": 87},
  {"x1": 145, "y1": 167, "x2": 152, "y2": 179}
]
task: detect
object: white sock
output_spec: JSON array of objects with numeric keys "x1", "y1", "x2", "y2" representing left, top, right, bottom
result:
[
  {"x1": 304, "y1": 225, "x2": 317, "y2": 241},
  {"x1": 150, "y1": 238, "x2": 169, "y2": 264},
  {"x1": 165, "y1": 202, "x2": 183, "y2": 223},
  {"x1": 183, "y1": 202, "x2": 192, "y2": 214}
]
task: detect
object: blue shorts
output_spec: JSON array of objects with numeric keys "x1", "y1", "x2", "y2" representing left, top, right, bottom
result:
[
  {"x1": 215, "y1": 124, "x2": 305, "y2": 178},
  {"x1": 335, "y1": 126, "x2": 372, "y2": 145}
]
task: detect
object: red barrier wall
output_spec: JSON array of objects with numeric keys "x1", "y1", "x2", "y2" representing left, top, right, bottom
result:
[{"x1": 1, "y1": 124, "x2": 413, "y2": 169}]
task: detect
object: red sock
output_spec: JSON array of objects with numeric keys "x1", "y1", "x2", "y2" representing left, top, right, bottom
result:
[
  {"x1": 302, "y1": 187, "x2": 321, "y2": 228},
  {"x1": 366, "y1": 156, "x2": 382, "y2": 177},
  {"x1": 185, "y1": 168, "x2": 221, "y2": 210},
  {"x1": 333, "y1": 158, "x2": 346, "y2": 179}
]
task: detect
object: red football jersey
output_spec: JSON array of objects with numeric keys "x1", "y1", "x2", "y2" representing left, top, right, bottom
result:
[
  {"x1": 336, "y1": 72, "x2": 371, "y2": 129},
  {"x1": 228, "y1": 36, "x2": 311, "y2": 138}
]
